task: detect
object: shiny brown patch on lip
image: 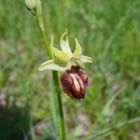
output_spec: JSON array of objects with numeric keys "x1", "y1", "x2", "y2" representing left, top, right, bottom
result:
[{"x1": 60, "y1": 66, "x2": 89, "y2": 100}]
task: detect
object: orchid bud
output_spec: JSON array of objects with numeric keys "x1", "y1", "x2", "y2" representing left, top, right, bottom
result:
[
  {"x1": 25, "y1": 0, "x2": 36, "y2": 10},
  {"x1": 60, "y1": 66, "x2": 89, "y2": 99}
]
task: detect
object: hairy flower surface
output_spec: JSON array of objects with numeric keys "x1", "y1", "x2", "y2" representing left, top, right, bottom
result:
[{"x1": 60, "y1": 66, "x2": 89, "y2": 99}]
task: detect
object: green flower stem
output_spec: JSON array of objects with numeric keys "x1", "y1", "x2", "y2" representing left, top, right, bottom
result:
[
  {"x1": 40, "y1": 29, "x2": 67, "y2": 140},
  {"x1": 35, "y1": 2, "x2": 67, "y2": 140},
  {"x1": 40, "y1": 30, "x2": 53, "y2": 58},
  {"x1": 53, "y1": 71, "x2": 67, "y2": 140}
]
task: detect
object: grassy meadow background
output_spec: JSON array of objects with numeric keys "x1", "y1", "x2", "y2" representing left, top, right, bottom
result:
[{"x1": 0, "y1": 0, "x2": 140, "y2": 139}]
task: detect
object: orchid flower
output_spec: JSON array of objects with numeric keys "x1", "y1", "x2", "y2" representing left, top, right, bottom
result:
[{"x1": 39, "y1": 31, "x2": 92, "y2": 72}]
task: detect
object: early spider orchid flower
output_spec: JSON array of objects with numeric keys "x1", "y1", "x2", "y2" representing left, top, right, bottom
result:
[{"x1": 39, "y1": 31, "x2": 92, "y2": 99}]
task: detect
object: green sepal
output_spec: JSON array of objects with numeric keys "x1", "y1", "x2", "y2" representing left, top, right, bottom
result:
[
  {"x1": 39, "y1": 59, "x2": 66, "y2": 71},
  {"x1": 51, "y1": 47, "x2": 70, "y2": 63},
  {"x1": 60, "y1": 31, "x2": 72, "y2": 56}
]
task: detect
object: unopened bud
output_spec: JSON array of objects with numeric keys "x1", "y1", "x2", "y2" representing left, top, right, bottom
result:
[{"x1": 25, "y1": 0, "x2": 36, "y2": 10}]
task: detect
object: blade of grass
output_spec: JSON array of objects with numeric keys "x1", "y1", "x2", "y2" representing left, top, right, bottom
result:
[{"x1": 88, "y1": 116, "x2": 140, "y2": 140}]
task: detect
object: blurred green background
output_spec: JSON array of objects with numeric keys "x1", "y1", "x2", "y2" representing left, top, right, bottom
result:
[{"x1": 0, "y1": 0, "x2": 140, "y2": 140}]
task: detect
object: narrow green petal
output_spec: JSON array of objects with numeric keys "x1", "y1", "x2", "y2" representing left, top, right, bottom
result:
[
  {"x1": 50, "y1": 35, "x2": 54, "y2": 48},
  {"x1": 50, "y1": 35, "x2": 55, "y2": 58},
  {"x1": 40, "y1": 59, "x2": 54, "y2": 66},
  {"x1": 60, "y1": 31, "x2": 72, "y2": 56},
  {"x1": 39, "y1": 59, "x2": 66, "y2": 71},
  {"x1": 51, "y1": 47, "x2": 70, "y2": 63},
  {"x1": 80, "y1": 55, "x2": 93, "y2": 63},
  {"x1": 73, "y1": 38, "x2": 82, "y2": 57}
]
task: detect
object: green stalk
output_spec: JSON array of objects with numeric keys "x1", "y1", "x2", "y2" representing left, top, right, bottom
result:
[
  {"x1": 40, "y1": 30, "x2": 67, "y2": 140},
  {"x1": 35, "y1": 1, "x2": 67, "y2": 139},
  {"x1": 40, "y1": 27, "x2": 67, "y2": 140},
  {"x1": 52, "y1": 71, "x2": 67, "y2": 140}
]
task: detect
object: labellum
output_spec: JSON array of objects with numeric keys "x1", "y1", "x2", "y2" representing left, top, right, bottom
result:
[{"x1": 60, "y1": 66, "x2": 89, "y2": 99}]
